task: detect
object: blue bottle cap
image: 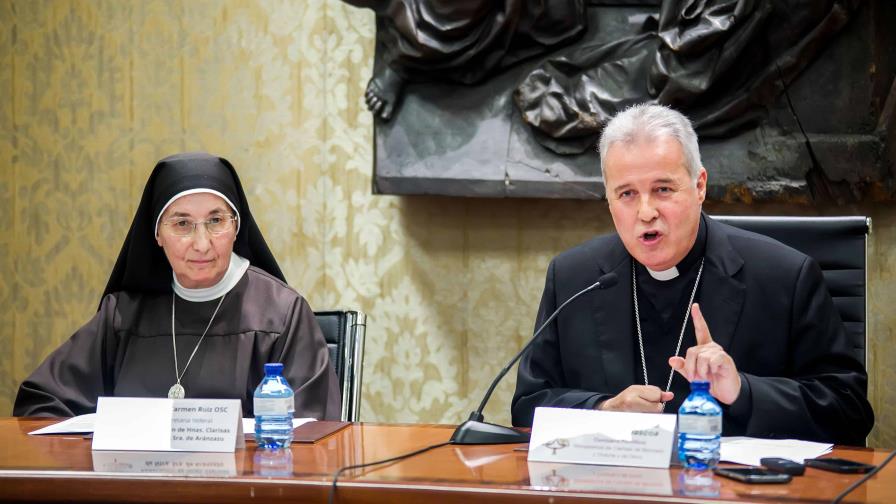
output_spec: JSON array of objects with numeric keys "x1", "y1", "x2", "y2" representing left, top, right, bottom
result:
[
  {"x1": 264, "y1": 362, "x2": 284, "y2": 375},
  {"x1": 690, "y1": 380, "x2": 710, "y2": 391}
]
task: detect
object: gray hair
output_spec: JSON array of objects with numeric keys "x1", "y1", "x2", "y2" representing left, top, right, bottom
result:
[{"x1": 598, "y1": 104, "x2": 703, "y2": 182}]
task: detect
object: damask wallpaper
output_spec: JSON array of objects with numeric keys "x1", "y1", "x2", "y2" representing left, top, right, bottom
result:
[{"x1": 1, "y1": 0, "x2": 894, "y2": 448}]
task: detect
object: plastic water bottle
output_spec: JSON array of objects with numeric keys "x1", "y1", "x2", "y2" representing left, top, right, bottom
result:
[
  {"x1": 254, "y1": 363, "x2": 295, "y2": 449},
  {"x1": 677, "y1": 380, "x2": 722, "y2": 470}
]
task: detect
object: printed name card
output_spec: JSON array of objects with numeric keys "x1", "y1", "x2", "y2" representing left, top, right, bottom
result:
[
  {"x1": 528, "y1": 407, "x2": 676, "y2": 468},
  {"x1": 92, "y1": 397, "x2": 244, "y2": 452}
]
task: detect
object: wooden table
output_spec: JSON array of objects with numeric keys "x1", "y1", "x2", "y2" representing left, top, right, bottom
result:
[{"x1": 0, "y1": 418, "x2": 892, "y2": 503}]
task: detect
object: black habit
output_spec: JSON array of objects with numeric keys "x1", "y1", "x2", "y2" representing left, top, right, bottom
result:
[
  {"x1": 14, "y1": 153, "x2": 340, "y2": 419},
  {"x1": 14, "y1": 268, "x2": 340, "y2": 419}
]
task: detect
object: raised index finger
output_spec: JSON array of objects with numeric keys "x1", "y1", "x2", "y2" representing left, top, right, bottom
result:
[{"x1": 691, "y1": 303, "x2": 713, "y2": 345}]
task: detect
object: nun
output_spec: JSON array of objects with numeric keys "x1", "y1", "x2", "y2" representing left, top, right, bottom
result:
[{"x1": 13, "y1": 152, "x2": 341, "y2": 419}]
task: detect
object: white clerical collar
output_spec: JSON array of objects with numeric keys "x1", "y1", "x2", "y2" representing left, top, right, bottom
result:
[
  {"x1": 173, "y1": 252, "x2": 250, "y2": 302},
  {"x1": 645, "y1": 265, "x2": 680, "y2": 281}
]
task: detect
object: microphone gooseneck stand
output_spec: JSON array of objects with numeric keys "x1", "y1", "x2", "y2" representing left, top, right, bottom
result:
[{"x1": 450, "y1": 272, "x2": 619, "y2": 445}]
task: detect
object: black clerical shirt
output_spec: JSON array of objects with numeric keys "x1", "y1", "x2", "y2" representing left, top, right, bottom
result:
[{"x1": 633, "y1": 214, "x2": 707, "y2": 413}]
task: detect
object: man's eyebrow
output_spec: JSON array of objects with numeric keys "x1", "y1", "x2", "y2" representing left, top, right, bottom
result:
[
  {"x1": 611, "y1": 182, "x2": 633, "y2": 193},
  {"x1": 609, "y1": 177, "x2": 682, "y2": 193}
]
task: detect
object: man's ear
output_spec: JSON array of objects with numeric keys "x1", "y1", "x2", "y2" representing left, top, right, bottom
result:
[{"x1": 696, "y1": 167, "x2": 707, "y2": 203}]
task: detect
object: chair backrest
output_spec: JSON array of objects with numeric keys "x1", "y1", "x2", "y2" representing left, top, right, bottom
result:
[
  {"x1": 313, "y1": 310, "x2": 367, "y2": 421},
  {"x1": 712, "y1": 215, "x2": 870, "y2": 367}
]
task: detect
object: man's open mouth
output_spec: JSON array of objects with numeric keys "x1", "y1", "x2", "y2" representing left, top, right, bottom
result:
[{"x1": 641, "y1": 231, "x2": 661, "y2": 243}]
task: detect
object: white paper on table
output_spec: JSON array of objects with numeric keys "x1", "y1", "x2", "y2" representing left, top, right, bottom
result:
[
  {"x1": 242, "y1": 417, "x2": 315, "y2": 433},
  {"x1": 28, "y1": 413, "x2": 96, "y2": 435},
  {"x1": 720, "y1": 436, "x2": 832, "y2": 466}
]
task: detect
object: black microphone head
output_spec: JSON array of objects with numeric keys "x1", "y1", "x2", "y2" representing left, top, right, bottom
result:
[{"x1": 596, "y1": 272, "x2": 619, "y2": 289}]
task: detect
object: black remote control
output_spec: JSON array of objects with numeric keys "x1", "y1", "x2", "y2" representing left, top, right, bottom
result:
[{"x1": 760, "y1": 457, "x2": 806, "y2": 476}]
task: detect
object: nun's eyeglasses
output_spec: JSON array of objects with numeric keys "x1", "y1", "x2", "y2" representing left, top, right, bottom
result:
[{"x1": 162, "y1": 215, "x2": 237, "y2": 237}]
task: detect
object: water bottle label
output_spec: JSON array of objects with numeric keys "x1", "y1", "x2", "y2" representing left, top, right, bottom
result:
[
  {"x1": 254, "y1": 397, "x2": 295, "y2": 416},
  {"x1": 678, "y1": 415, "x2": 722, "y2": 435}
]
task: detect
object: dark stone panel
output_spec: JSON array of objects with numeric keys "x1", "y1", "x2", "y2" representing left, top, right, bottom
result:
[{"x1": 365, "y1": 1, "x2": 895, "y2": 203}]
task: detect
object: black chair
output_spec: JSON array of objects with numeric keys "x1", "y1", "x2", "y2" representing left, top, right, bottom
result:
[
  {"x1": 712, "y1": 215, "x2": 870, "y2": 367},
  {"x1": 313, "y1": 310, "x2": 367, "y2": 421}
]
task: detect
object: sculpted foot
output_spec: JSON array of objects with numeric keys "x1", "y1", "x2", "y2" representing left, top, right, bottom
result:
[{"x1": 364, "y1": 66, "x2": 405, "y2": 121}]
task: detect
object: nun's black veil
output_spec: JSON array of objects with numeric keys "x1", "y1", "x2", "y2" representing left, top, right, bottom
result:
[{"x1": 100, "y1": 153, "x2": 285, "y2": 303}]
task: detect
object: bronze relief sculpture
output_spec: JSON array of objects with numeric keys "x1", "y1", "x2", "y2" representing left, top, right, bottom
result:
[{"x1": 345, "y1": 0, "x2": 895, "y2": 203}]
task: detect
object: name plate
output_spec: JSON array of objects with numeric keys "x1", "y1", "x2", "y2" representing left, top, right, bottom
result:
[
  {"x1": 528, "y1": 407, "x2": 676, "y2": 468},
  {"x1": 92, "y1": 397, "x2": 244, "y2": 452}
]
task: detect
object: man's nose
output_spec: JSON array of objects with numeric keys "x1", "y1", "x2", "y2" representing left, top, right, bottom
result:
[{"x1": 637, "y1": 196, "x2": 658, "y2": 222}]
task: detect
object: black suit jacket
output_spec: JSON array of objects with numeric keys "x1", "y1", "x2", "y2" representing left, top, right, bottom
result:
[{"x1": 512, "y1": 216, "x2": 873, "y2": 445}]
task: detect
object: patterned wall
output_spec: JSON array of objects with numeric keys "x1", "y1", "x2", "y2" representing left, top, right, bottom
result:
[{"x1": 2, "y1": 0, "x2": 894, "y2": 448}]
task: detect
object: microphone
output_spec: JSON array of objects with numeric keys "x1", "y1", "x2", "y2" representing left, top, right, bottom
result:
[{"x1": 450, "y1": 271, "x2": 619, "y2": 444}]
